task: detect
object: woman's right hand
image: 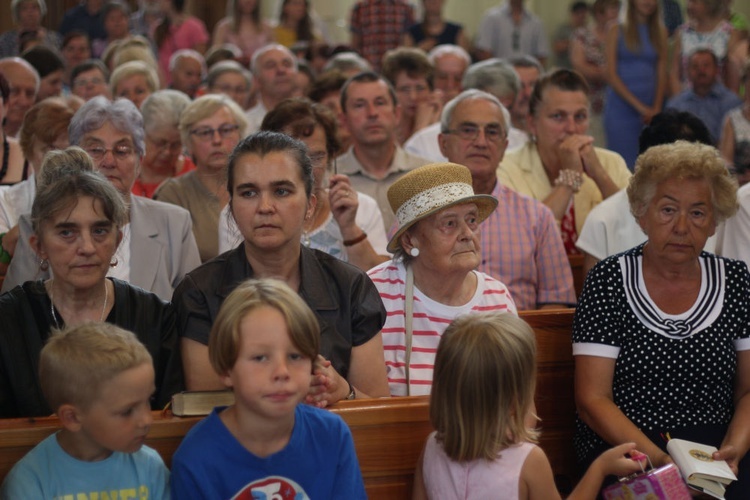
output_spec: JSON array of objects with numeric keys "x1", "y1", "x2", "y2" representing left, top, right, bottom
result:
[{"x1": 557, "y1": 134, "x2": 593, "y2": 173}]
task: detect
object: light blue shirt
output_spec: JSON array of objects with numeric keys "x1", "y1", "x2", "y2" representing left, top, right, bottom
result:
[
  {"x1": 665, "y1": 83, "x2": 742, "y2": 144},
  {"x1": 1, "y1": 432, "x2": 170, "y2": 499}
]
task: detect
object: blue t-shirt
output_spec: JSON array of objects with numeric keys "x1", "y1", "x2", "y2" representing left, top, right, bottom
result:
[
  {"x1": 0, "y1": 432, "x2": 169, "y2": 499},
  {"x1": 171, "y1": 405, "x2": 366, "y2": 499}
]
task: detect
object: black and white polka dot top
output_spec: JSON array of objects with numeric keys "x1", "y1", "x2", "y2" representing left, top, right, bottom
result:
[{"x1": 572, "y1": 244, "x2": 750, "y2": 460}]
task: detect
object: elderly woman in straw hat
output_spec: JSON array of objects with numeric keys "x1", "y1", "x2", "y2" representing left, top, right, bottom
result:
[{"x1": 368, "y1": 162, "x2": 517, "y2": 397}]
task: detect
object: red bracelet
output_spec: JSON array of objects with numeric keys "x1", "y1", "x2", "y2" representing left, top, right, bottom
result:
[{"x1": 343, "y1": 231, "x2": 367, "y2": 247}]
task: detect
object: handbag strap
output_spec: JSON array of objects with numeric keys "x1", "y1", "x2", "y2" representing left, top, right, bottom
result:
[{"x1": 404, "y1": 264, "x2": 415, "y2": 397}]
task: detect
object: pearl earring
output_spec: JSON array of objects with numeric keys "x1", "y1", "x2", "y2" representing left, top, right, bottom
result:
[{"x1": 409, "y1": 247, "x2": 420, "y2": 257}]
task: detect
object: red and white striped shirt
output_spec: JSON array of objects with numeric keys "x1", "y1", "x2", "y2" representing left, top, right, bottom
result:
[{"x1": 368, "y1": 260, "x2": 517, "y2": 396}]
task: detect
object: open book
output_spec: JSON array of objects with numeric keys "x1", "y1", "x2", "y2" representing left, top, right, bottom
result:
[
  {"x1": 171, "y1": 390, "x2": 235, "y2": 417},
  {"x1": 666, "y1": 438, "x2": 737, "y2": 499}
]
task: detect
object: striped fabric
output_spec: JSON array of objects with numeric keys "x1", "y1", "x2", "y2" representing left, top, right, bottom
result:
[{"x1": 368, "y1": 260, "x2": 517, "y2": 396}]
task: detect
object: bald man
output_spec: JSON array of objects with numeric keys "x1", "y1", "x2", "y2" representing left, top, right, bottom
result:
[{"x1": 0, "y1": 58, "x2": 40, "y2": 138}]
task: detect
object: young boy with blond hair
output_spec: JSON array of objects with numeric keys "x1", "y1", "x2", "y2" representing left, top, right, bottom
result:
[
  {"x1": 170, "y1": 278, "x2": 366, "y2": 499},
  {"x1": 0, "y1": 323, "x2": 169, "y2": 499}
]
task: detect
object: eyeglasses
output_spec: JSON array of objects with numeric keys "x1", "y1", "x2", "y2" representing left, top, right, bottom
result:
[
  {"x1": 84, "y1": 144, "x2": 135, "y2": 162},
  {"x1": 149, "y1": 138, "x2": 183, "y2": 153},
  {"x1": 444, "y1": 124, "x2": 506, "y2": 143},
  {"x1": 189, "y1": 124, "x2": 240, "y2": 142},
  {"x1": 73, "y1": 77, "x2": 105, "y2": 88}
]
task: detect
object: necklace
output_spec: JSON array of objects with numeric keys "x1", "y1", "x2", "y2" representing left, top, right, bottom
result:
[{"x1": 48, "y1": 280, "x2": 109, "y2": 329}]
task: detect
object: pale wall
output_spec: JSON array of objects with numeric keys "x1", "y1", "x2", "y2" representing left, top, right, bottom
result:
[{"x1": 263, "y1": 0, "x2": 750, "y2": 55}]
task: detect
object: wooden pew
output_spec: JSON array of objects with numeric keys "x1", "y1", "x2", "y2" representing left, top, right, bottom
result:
[
  {"x1": 568, "y1": 253, "x2": 585, "y2": 299},
  {"x1": 0, "y1": 309, "x2": 577, "y2": 499},
  {"x1": 0, "y1": 397, "x2": 433, "y2": 499},
  {"x1": 521, "y1": 308, "x2": 578, "y2": 493}
]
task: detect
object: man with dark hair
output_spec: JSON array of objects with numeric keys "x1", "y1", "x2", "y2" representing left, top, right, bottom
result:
[
  {"x1": 21, "y1": 45, "x2": 64, "y2": 101},
  {"x1": 576, "y1": 109, "x2": 715, "y2": 275},
  {"x1": 553, "y1": 1, "x2": 589, "y2": 69},
  {"x1": 381, "y1": 47, "x2": 439, "y2": 144},
  {"x1": 338, "y1": 71, "x2": 430, "y2": 229},
  {"x1": 665, "y1": 48, "x2": 741, "y2": 144}
]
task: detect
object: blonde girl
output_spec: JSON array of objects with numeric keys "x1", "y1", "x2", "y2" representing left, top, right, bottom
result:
[
  {"x1": 413, "y1": 312, "x2": 646, "y2": 499},
  {"x1": 603, "y1": 0, "x2": 668, "y2": 169}
]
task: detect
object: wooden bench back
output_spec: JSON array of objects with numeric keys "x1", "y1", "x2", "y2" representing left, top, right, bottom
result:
[
  {"x1": 521, "y1": 307, "x2": 578, "y2": 491},
  {"x1": 0, "y1": 309, "x2": 577, "y2": 499}
]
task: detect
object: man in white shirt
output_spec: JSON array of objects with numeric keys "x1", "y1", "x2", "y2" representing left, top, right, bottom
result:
[{"x1": 405, "y1": 58, "x2": 528, "y2": 162}]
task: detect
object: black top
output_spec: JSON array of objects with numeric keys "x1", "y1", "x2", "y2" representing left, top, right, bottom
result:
[
  {"x1": 572, "y1": 244, "x2": 750, "y2": 461},
  {"x1": 0, "y1": 278, "x2": 183, "y2": 418},
  {"x1": 407, "y1": 22, "x2": 462, "y2": 46},
  {"x1": 173, "y1": 244, "x2": 386, "y2": 380}
]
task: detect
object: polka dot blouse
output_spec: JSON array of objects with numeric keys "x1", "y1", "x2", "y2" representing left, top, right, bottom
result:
[{"x1": 572, "y1": 244, "x2": 750, "y2": 461}]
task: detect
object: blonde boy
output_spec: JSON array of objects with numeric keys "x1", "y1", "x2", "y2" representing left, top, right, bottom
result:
[
  {"x1": 170, "y1": 279, "x2": 366, "y2": 499},
  {"x1": 0, "y1": 323, "x2": 169, "y2": 499}
]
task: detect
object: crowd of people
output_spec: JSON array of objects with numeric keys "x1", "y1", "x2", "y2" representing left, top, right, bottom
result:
[{"x1": 0, "y1": 0, "x2": 749, "y2": 498}]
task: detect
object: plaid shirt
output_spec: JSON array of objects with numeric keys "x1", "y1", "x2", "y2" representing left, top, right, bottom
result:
[
  {"x1": 479, "y1": 182, "x2": 576, "y2": 310},
  {"x1": 349, "y1": 0, "x2": 415, "y2": 68}
]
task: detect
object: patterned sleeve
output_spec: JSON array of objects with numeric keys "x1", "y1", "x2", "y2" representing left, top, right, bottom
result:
[
  {"x1": 349, "y1": 3, "x2": 362, "y2": 34},
  {"x1": 572, "y1": 257, "x2": 625, "y2": 357},
  {"x1": 535, "y1": 204, "x2": 577, "y2": 306},
  {"x1": 727, "y1": 259, "x2": 750, "y2": 350}
]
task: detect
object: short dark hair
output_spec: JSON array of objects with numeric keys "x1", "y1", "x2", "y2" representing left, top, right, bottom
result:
[
  {"x1": 529, "y1": 69, "x2": 590, "y2": 117},
  {"x1": 307, "y1": 70, "x2": 348, "y2": 103},
  {"x1": 638, "y1": 110, "x2": 713, "y2": 154},
  {"x1": 340, "y1": 71, "x2": 398, "y2": 113},
  {"x1": 381, "y1": 47, "x2": 434, "y2": 90},
  {"x1": 70, "y1": 59, "x2": 110, "y2": 84},
  {"x1": 21, "y1": 45, "x2": 64, "y2": 78},
  {"x1": 261, "y1": 97, "x2": 340, "y2": 158},
  {"x1": 227, "y1": 131, "x2": 314, "y2": 199},
  {"x1": 571, "y1": 1, "x2": 589, "y2": 13}
]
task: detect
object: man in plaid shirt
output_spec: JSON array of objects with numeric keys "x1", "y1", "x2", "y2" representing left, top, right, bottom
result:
[
  {"x1": 438, "y1": 89, "x2": 576, "y2": 309},
  {"x1": 349, "y1": 0, "x2": 415, "y2": 70}
]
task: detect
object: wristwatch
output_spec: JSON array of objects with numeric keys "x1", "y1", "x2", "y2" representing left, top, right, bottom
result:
[{"x1": 346, "y1": 381, "x2": 356, "y2": 400}]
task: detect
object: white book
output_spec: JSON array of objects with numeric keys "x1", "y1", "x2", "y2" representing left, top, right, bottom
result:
[{"x1": 666, "y1": 438, "x2": 737, "y2": 499}]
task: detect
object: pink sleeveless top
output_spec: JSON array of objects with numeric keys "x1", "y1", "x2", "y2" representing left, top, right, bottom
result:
[{"x1": 423, "y1": 432, "x2": 536, "y2": 500}]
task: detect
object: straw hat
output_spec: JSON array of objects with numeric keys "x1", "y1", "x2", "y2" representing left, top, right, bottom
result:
[{"x1": 386, "y1": 163, "x2": 498, "y2": 253}]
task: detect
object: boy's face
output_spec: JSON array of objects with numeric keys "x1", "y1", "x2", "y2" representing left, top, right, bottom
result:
[
  {"x1": 75, "y1": 362, "x2": 155, "y2": 460},
  {"x1": 221, "y1": 306, "x2": 312, "y2": 422}
]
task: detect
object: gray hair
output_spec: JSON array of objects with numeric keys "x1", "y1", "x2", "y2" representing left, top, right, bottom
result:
[
  {"x1": 11, "y1": 0, "x2": 47, "y2": 24},
  {"x1": 441, "y1": 89, "x2": 511, "y2": 136},
  {"x1": 140, "y1": 89, "x2": 191, "y2": 135},
  {"x1": 251, "y1": 44, "x2": 297, "y2": 76},
  {"x1": 0, "y1": 57, "x2": 41, "y2": 92},
  {"x1": 462, "y1": 59, "x2": 520, "y2": 102},
  {"x1": 69, "y1": 96, "x2": 146, "y2": 156},
  {"x1": 508, "y1": 54, "x2": 544, "y2": 75},
  {"x1": 169, "y1": 49, "x2": 207, "y2": 77},
  {"x1": 206, "y1": 60, "x2": 251, "y2": 90},
  {"x1": 32, "y1": 148, "x2": 127, "y2": 235},
  {"x1": 428, "y1": 44, "x2": 471, "y2": 66},
  {"x1": 322, "y1": 52, "x2": 372, "y2": 75}
]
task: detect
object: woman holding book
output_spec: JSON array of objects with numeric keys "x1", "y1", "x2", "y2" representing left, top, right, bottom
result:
[{"x1": 573, "y1": 141, "x2": 749, "y2": 497}]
